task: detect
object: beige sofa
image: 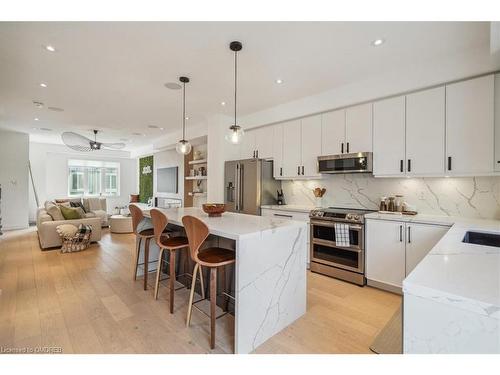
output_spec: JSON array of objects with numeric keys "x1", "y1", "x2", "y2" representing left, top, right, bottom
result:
[{"x1": 36, "y1": 207, "x2": 102, "y2": 249}]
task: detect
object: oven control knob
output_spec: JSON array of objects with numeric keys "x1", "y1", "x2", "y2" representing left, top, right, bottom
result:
[
  {"x1": 346, "y1": 214, "x2": 353, "y2": 220},
  {"x1": 352, "y1": 215, "x2": 360, "y2": 221}
]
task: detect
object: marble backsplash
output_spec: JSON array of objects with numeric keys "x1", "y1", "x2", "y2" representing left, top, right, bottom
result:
[{"x1": 281, "y1": 175, "x2": 500, "y2": 219}]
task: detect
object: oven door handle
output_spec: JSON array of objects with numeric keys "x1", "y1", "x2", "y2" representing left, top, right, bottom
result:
[{"x1": 310, "y1": 221, "x2": 362, "y2": 231}]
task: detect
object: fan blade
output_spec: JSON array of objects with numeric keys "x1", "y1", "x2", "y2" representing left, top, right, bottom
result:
[
  {"x1": 61, "y1": 132, "x2": 93, "y2": 152},
  {"x1": 101, "y1": 142, "x2": 126, "y2": 150}
]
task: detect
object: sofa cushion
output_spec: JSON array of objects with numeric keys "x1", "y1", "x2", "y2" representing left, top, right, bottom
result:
[
  {"x1": 60, "y1": 205, "x2": 82, "y2": 220},
  {"x1": 70, "y1": 201, "x2": 87, "y2": 212},
  {"x1": 84, "y1": 212, "x2": 96, "y2": 218},
  {"x1": 45, "y1": 202, "x2": 64, "y2": 221}
]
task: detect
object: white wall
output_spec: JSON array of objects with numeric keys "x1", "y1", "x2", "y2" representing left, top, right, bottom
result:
[
  {"x1": 0, "y1": 130, "x2": 29, "y2": 230},
  {"x1": 29, "y1": 142, "x2": 137, "y2": 221}
]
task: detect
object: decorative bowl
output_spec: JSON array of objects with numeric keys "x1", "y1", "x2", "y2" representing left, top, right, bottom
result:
[{"x1": 202, "y1": 203, "x2": 226, "y2": 217}]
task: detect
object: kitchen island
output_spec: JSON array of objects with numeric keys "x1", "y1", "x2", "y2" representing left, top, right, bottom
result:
[{"x1": 138, "y1": 207, "x2": 308, "y2": 354}]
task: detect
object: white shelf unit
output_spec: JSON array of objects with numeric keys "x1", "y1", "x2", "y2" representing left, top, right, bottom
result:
[{"x1": 188, "y1": 159, "x2": 207, "y2": 165}]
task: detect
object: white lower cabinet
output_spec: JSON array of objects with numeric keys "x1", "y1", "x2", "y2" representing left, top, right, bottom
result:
[{"x1": 366, "y1": 219, "x2": 449, "y2": 291}]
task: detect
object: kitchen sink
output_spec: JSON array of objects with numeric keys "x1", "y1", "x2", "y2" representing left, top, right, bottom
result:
[{"x1": 462, "y1": 231, "x2": 500, "y2": 247}]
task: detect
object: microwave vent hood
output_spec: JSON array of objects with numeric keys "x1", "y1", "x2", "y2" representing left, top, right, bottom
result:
[{"x1": 318, "y1": 152, "x2": 373, "y2": 174}]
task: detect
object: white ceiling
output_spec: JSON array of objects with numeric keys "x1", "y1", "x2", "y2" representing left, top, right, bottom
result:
[{"x1": 0, "y1": 21, "x2": 494, "y2": 150}]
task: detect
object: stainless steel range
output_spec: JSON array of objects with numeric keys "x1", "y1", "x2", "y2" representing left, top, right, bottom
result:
[{"x1": 309, "y1": 207, "x2": 376, "y2": 286}]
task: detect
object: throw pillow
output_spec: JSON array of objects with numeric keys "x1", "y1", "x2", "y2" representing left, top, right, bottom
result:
[
  {"x1": 56, "y1": 224, "x2": 78, "y2": 238},
  {"x1": 70, "y1": 201, "x2": 87, "y2": 213},
  {"x1": 45, "y1": 202, "x2": 64, "y2": 221},
  {"x1": 60, "y1": 205, "x2": 82, "y2": 220},
  {"x1": 57, "y1": 201, "x2": 71, "y2": 208},
  {"x1": 75, "y1": 207, "x2": 86, "y2": 218}
]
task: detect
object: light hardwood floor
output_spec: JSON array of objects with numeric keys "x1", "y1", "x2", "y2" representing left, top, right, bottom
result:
[{"x1": 0, "y1": 227, "x2": 401, "y2": 354}]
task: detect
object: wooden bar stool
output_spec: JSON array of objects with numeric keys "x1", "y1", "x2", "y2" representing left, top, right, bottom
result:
[
  {"x1": 150, "y1": 208, "x2": 190, "y2": 314},
  {"x1": 182, "y1": 215, "x2": 235, "y2": 349},
  {"x1": 129, "y1": 204, "x2": 156, "y2": 290}
]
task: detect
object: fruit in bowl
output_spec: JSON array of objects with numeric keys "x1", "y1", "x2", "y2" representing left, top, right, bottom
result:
[{"x1": 202, "y1": 203, "x2": 226, "y2": 217}]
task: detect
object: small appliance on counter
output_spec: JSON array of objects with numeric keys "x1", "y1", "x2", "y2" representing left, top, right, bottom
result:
[{"x1": 277, "y1": 189, "x2": 286, "y2": 205}]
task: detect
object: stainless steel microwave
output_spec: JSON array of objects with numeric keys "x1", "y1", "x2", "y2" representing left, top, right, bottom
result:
[{"x1": 318, "y1": 152, "x2": 373, "y2": 174}]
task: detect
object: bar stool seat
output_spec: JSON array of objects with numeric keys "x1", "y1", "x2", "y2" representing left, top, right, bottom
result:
[
  {"x1": 159, "y1": 236, "x2": 189, "y2": 248},
  {"x1": 198, "y1": 248, "x2": 235, "y2": 266}
]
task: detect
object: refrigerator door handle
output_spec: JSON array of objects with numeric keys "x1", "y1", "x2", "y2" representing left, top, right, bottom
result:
[{"x1": 235, "y1": 163, "x2": 240, "y2": 211}]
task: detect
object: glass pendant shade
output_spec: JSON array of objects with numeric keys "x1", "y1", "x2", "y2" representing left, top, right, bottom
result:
[
  {"x1": 225, "y1": 125, "x2": 244, "y2": 145},
  {"x1": 176, "y1": 139, "x2": 192, "y2": 155}
]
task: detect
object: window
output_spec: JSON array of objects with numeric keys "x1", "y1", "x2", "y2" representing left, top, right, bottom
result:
[{"x1": 68, "y1": 160, "x2": 120, "y2": 197}]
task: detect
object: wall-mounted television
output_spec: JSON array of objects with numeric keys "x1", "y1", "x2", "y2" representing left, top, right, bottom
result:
[{"x1": 157, "y1": 167, "x2": 178, "y2": 194}]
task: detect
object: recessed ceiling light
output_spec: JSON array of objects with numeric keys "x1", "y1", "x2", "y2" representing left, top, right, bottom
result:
[
  {"x1": 185, "y1": 116, "x2": 189, "y2": 120},
  {"x1": 39, "y1": 83, "x2": 48, "y2": 88},
  {"x1": 44, "y1": 45, "x2": 56, "y2": 52},
  {"x1": 34, "y1": 118, "x2": 39, "y2": 121},
  {"x1": 275, "y1": 79, "x2": 283, "y2": 84},
  {"x1": 164, "y1": 82, "x2": 182, "y2": 90},
  {"x1": 372, "y1": 38, "x2": 385, "y2": 47},
  {"x1": 159, "y1": 127, "x2": 164, "y2": 130},
  {"x1": 220, "y1": 101, "x2": 226, "y2": 106}
]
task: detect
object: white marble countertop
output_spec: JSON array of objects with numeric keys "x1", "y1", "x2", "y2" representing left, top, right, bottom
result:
[
  {"x1": 260, "y1": 204, "x2": 315, "y2": 214},
  {"x1": 141, "y1": 207, "x2": 306, "y2": 240},
  {"x1": 370, "y1": 212, "x2": 500, "y2": 320}
]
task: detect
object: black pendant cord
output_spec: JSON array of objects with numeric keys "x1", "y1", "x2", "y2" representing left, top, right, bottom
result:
[
  {"x1": 182, "y1": 80, "x2": 186, "y2": 141},
  {"x1": 234, "y1": 48, "x2": 237, "y2": 128}
]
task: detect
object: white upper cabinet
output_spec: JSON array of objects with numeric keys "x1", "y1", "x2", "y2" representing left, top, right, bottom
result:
[
  {"x1": 272, "y1": 123, "x2": 284, "y2": 178},
  {"x1": 494, "y1": 74, "x2": 500, "y2": 172},
  {"x1": 282, "y1": 120, "x2": 302, "y2": 178},
  {"x1": 345, "y1": 103, "x2": 373, "y2": 153},
  {"x1": 301, "y1": 115, "x2": 322, "y2": 177},
  {"x1": 446, "y1": 75, "x2": 494, "y2": 175},
  {"x1": 373, "y1": 96, "x2": 406, "y2": 176},
  {"x1": 255, "y1": 126, "x2": 274, "y2": 159},
  {"x1": 406, "y1": 86, "x2": 445, "y2": 176},
  {"x1": 321, "y1": 109, "x2": 345, "y2": 155},
  {"x1": 239, "y1": 130, "x2": 256, "y2": 159}
]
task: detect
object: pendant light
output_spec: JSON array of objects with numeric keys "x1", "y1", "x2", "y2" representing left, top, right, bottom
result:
[
  {"x1": 176, "y1": 76, "x2": 192, "y2": 155},
  {"x1": 225, "y1": 41, "x2": 245, "y2": 144}
]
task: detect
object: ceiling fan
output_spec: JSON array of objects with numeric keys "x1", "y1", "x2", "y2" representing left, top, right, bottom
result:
[{"x1": 61, "y1": 130, "x2": 126, "y2": 152}]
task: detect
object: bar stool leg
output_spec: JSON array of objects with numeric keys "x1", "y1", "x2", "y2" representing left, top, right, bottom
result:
[
  {"x1": 210, "y1": 267, "x2": 217, "y2": 349},
  {"x1": 144, "y1": 237, "x2": 150, "y2": 290},
  {"x1": 169, "y1": 250, "x2": 176, "y2": 314},
  {"x1": 186, "y1": 263, "x2": 199, "y2": 326},
  {"x1": 133, "y1": 236, "x2": 142, "y2": 281},
  {"x1": 199, "y1": 265, "x2": 205, "y2": 299},
  {"x1": 154, "y1": 248, "x2": 165, "y2": 300}
]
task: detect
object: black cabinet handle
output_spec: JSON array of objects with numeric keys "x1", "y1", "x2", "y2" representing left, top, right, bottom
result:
[
  {"x1": 256, "y1": 150, "x2": 259, "y2": 158},
  {"x1": 280, "y1": 167, "x2": 283, "y2": 176},
  {"x1": 400, "y1": 160, "x2": 403, "y2": 173},
  {"x1": 448, "y1": 156, "x2": 452, "y2": 171},
  {"x1": 301, "y1": 166, "x2": 304, "y2": 175},
  {"x1": 252, "y1": 150, "x2": 255, "y2": 158},
  {"x1": 407, "y1": 159, "x2": 411, "y2": 172},
  {"x1": 341, "y1": 143, "x2": 344, "y2": 154},
  {"x1": 297, "y1": 166, "x2": 300, "y2": 175},
  {"x1": 399, "y1": 225, "x2": 403, "y2": 242},
  {"x1": 346, "y1": 142, "x2": 350, "y2": 153},
  {"x1": 408, "y1": 226, "x2": 411, "y2": 243}
]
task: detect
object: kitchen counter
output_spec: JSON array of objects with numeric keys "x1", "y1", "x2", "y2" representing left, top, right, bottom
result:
[
  {"x1": 367, "y1": 212, "x2": 500, "y2": 353},
  {"x1": 143, "y1": 207, "x2": 306, "y2": 240},
  {"x1": 260, "y1": 204, "x2": 315, "y2": 214},
  {"x1": 140, "y1": 207, "x2": 308, "y2": 354}
]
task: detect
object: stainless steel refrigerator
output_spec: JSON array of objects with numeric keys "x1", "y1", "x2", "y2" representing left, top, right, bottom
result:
[{"x1": 224, "y1": 159, "x2": 280, "y2": 215}]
